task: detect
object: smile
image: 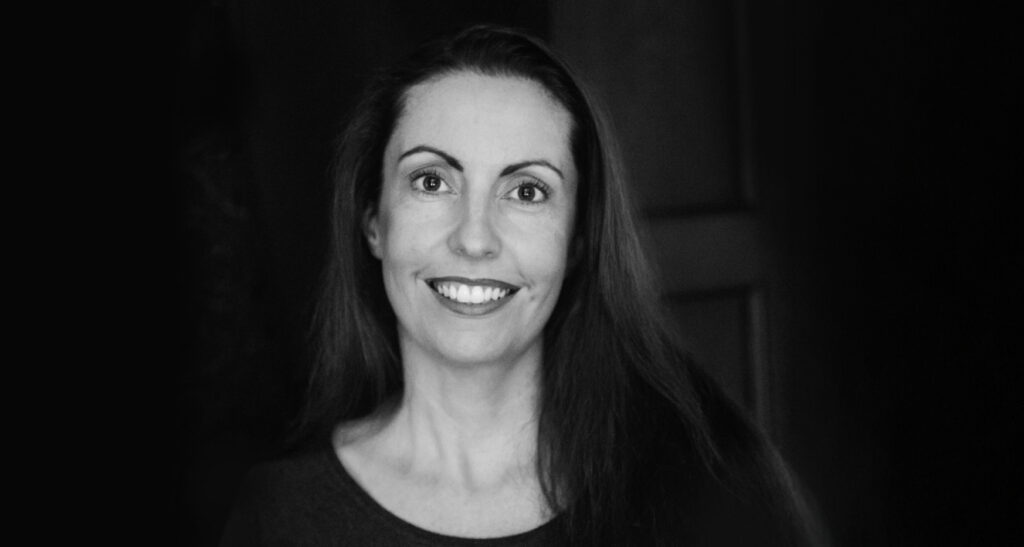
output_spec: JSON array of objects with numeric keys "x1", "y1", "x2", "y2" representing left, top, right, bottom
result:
[{"x1": 425, "y1": 277, "x2": 520, "y2": 315}]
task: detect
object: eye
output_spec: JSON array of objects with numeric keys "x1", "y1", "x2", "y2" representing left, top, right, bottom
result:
[
  {"x1": 504, "y1": 180, "x2": 550, "y2": 204},
  {"x1": 410, "y1": 170, "x2": 453, "y2": 194}
]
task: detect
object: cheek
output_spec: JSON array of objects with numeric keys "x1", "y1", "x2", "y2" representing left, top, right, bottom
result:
[
  {"x1": 378, "y1": 223, "x2": 427, "y2": 315},
  {"x1": 378, "y1": 203, "x2": 442, "y2": 274},
  {"x1": 512, "y1": 220, "x2": 572, "y2": 289}
]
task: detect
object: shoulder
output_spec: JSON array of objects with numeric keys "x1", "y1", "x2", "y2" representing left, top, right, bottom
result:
[
  {"x1": 638, "y1": 365, "x2": 824, "y2": 546},
  {"x1": 219, "y1": 446, "x2": 354, "y2": 546},
  {"x1": 260, "y1": 451, "x2": 335, "y2": 497}
]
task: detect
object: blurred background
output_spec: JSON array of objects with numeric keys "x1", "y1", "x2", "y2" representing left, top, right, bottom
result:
[{"x1": 174, "y1": 0, "x2": 1020, "y2": 545}]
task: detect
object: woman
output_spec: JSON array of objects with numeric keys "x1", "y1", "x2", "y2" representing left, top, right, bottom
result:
[{"x1": 222, "y1": 25, "x2": 824, "y2": 546}]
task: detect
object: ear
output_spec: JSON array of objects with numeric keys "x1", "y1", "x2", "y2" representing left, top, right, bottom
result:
[{"x1": 362, "y1": 208, "x2": 383, "y2": 260}]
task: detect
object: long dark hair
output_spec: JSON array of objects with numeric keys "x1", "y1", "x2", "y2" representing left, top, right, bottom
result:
[{"x1": 302, "y1": 25, "x2": 824, "y2": 546}]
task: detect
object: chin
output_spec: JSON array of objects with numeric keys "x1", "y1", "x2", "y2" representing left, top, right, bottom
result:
[{"x1": 431, "y1": 333, "x2": 537, "y2": 368}]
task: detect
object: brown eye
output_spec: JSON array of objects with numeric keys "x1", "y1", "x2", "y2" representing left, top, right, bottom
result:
[
  {"x1": 508, "y1": 181, "x2": 548, "y2": 204},
  {"x1": 423, "y1": 174, "x2": 442, "y2": 191},
  {"x1": 517, "y1": 185, "x2": 536, "y2": 201},
  {"x1": 412, "y1": 171, "x2": 451, "y2": 194}
]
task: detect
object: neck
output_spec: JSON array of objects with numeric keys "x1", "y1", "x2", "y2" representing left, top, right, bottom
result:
[{"x1": 384, "y1": 339, "x2": 543, "y2": 490}]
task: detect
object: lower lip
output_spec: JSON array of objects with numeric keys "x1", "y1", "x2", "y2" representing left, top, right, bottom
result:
[{"x1": 427, "y1": 284, "x2": 516, "y2": 316}]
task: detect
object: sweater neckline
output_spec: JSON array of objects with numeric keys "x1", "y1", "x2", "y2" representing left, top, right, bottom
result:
[{"x1": 321, "y1": 441, "x2": 562, "y2": 545}]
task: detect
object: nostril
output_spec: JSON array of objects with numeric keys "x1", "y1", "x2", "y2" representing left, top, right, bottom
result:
[
  {"x1": 448, "y1": 232, "x2": 500, "y2": 258},
  {"x1": 448, "y1": 205, "x2": 501, "y2": 259}
]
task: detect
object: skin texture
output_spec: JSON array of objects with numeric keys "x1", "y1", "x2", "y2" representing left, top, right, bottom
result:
[
  {"x1": 337, "y1": 72, "x2": 577, "y2": 537},
  {"x1": 367, "y1": 72, "x2": 576, "y2": 370}
]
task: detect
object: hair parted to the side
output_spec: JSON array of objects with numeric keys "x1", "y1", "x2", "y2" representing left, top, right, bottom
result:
[{"x1": 300, "y1": 25, "x2": 824, "y2": 546}]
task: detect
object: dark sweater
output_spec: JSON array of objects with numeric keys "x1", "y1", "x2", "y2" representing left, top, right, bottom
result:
[
  {"x1": 220, "y1": 439, "x2": 797, "y2": 547},
  {"x1": 220, "y1": 446, "x2": 564, "y2": 546}
]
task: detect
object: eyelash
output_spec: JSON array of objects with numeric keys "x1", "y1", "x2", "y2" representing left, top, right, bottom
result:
[
  {"x1": 409, "y1": 168, "x2": 452, "y2": 194},
  {"x1": 408, "y1": 169, "x2": 551, "y2": 204},
  {"x1": 504, "y1": 179, "x2": 551, "y2": 205}
]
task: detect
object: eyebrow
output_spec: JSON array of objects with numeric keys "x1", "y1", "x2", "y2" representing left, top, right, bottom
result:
[
  {"x1": 398, "y1": 145, "x2": 463, "y2": 171},
  {"x1": 398, "y1": 145, "x2": 565, "y2": 180},
  {"x1": 501, "y1": 160, "x2": 564, "y2": 180}
]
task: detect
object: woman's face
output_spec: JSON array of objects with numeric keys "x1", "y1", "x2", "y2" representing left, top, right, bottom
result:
[{"x1": 366, "y1": 72, "x2": 577, "y2": 367}]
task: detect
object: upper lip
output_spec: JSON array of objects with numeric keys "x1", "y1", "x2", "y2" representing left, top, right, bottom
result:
[{"x1": 425, "y1": 276, "x2": 521, "y2": 292}]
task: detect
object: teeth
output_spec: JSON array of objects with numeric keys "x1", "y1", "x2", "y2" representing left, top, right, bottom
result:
[{"x1": 432, "y1": 282, "x2": 512, "y2": 304}]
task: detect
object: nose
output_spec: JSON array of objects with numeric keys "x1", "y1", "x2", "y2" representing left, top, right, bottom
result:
[{"x1": 447, "y1": 193, "x2": 501, "y2": 259}]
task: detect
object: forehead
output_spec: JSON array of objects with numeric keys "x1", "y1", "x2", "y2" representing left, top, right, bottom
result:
[{"x1": 386, "y1": 72, "x2": 574, "y2": 168}]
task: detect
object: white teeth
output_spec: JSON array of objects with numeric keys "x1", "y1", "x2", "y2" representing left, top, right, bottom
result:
[{"x1": 433, "y1": 282, "x2": 513, "y2": 304}]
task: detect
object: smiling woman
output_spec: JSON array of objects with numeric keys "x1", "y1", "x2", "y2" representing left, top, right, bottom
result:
[
  {"x1": 370, "y1": 73, "x2": 575, "y2": 370},
  {"x1": 220, "y1": 25, "x2": 825, "y2": 546}
]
